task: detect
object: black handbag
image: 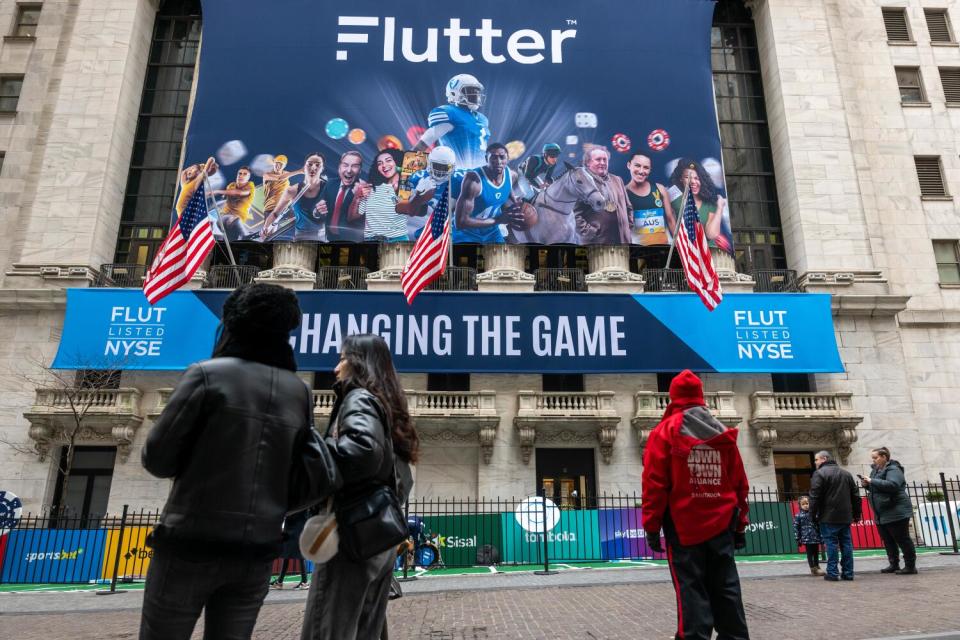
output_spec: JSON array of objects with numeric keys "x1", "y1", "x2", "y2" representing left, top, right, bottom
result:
[{"x1": 335, "y1": 399, "x2": 407, "y2": 562}]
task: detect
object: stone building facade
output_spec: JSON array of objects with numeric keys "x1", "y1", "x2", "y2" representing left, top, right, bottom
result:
[{"x1": 1, "y1": 0, "x2": 959, "y2": 516}]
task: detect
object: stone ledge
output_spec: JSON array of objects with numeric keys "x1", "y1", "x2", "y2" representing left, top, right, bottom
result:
[
  {"x1": 897, "y1": 309, "x2": 960, "y2": 328},
  {"x1": 0, "y1": 289, "x2": 67, "y2": 311},
  {"x1": 799, "y1": 270, "x2": 888, "y2": 295},
  {"x1": 831, "y1": 295, "x2": 910, "y2": 317},
  {"x1": 6, "y1": 264, "x2": 100, "y2": 288}
]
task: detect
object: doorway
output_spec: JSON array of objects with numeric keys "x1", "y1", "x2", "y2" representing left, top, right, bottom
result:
[
  {"x1": 535, "y1": 448, "x2": 596, "y2": 509},
  {"x1": 773, "y1": 451, "x2": 816, "y2": 499}
]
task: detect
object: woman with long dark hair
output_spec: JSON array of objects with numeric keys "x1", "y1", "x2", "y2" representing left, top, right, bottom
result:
[
  {"x1": 301, "y1": 333, "x2": 418, "y2": 640},
  {"x1": 350, "y1": 148, "x2": 410, "y2": 241},
  {"x1": 668, "y1": 158, "x2": 725, "y2": 245}
]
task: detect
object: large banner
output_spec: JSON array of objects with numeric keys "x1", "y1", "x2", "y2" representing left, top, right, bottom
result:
[
  {"x1": 181, "y1": 0, "x2": 732, "y2": 250},
  {"x1": 53, "y1": 290, "x2": 843, "y2": 374}
]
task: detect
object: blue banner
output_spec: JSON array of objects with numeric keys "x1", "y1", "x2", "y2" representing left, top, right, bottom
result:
[
  {"x1": 0, "y1": 529, "x2": 106, "y2": 584},
  {"x1": 178, "y1": 0, "x2": 733, "y2": 250},
  {"x1": 53, "y1": 289, "x2": 842, "y2": 373}
]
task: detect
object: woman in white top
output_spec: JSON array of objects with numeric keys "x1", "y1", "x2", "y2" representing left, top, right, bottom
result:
[{"x1": 351, "y1": 149, "x2": 409, "y2": 241}]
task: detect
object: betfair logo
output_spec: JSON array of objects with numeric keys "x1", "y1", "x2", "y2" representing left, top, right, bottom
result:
[{"x1": 336, "y1": 17, "x2": 576, "y2": 64}]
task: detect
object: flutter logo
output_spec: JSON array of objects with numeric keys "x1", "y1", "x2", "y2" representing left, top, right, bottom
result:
[{"x1": 336, "y1": 16, "x2": 577, "y2": 64}]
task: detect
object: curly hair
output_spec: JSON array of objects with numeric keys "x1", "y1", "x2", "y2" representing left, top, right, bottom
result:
[
  {"x1": 669, "y1": 158, "x2": 718, "y2": 205},
  {"x1": 220, "y1": 283, "x2": 301, "y2": 340},
  {"x1": 367, "y1": 148, "x2": 404, "y2": 187},
  {"x1": 340, "y1": 334, "x2": 419, "y2": 464}
]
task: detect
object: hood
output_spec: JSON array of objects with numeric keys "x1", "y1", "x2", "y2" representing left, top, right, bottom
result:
[
  {"x1": 885, "y1": 460, "x2": 904, "y2": 472},
  {"x1": 669, "y1": 370, "x2": 705, "y2": 406}
]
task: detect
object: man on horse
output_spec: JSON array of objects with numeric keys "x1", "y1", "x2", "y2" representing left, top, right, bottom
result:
[{"x1": 522, "y1": 143, "x2": 574, "y2": 192}]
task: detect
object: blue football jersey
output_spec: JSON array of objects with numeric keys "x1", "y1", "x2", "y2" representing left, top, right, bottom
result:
[
  {"x1": 427, "y1": 104, "x2": 490, "y2": 169},
  {"x1": 451, "y1": 166, "x2": 512, "y2": 244}
]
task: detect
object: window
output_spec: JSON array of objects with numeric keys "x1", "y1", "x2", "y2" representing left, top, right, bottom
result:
[
  {"x1": 74, "y1": 369, "x2": 121, "y2": 389},
  {"x1": 542, "y1": 374, "x2": 584, "y2": 393},
  {"x1": 12, "y1": 4, "x2": 41, "y2": 38},
  {"x1": 774, "y1": 451, "x2": 816, "y2": 498},
  {"x1": 924, "y1": 9, "x2": 955, "y2": 43},
  {"x1": 895, "y1": 67, "x2": 926, "y2": 103},
  {"x1": 713, "y1": 1, "x2": 787, "y2": 273},
  {"x1": 427, "y1": 373, "x2": 470, "y2": 391},
  {"x1": 933, "y1": 240, "x2": 960, "y2": 284},
  {"x1": 656, "y1": 372, "x2": 680, "y2": 393},
  {"x1": 914, "y1": 156, "x2": 949, "y2": 198},
  {"x1": 51, "y1": 446, "x2": 116, "y2": 527},
  {"x1": 882, "y1": 7, "x2": 912, "y2": 42},
  {"x1": 939, "y1": 67, "x2": 960, "y2": 103},
  {"x1": 771, "y1": 374, "x2": 814, "y2": 393},
  {"x1": 0, "y1": 75, "x2": 24, "y2": 112}
]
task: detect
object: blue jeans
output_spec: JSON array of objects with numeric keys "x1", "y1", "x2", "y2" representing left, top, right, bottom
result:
[{"x1": 819, "y1": 523, "x2": 854, "y2": 578}]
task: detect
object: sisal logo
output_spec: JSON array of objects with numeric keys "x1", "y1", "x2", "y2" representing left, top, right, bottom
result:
[{"x1": 336, "y1": 16, "x2": 577, "y2": 64}]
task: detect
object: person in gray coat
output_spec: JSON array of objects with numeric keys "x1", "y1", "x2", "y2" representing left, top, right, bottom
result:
[
  {"x1": 860, "y1": 446, "x2": 917, "y2": 575},
  {"x1": 301, "y1": 334, "x2": 418, "y2": 640}
]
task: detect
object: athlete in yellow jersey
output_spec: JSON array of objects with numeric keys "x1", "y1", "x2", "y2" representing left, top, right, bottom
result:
[
  {"x1": 260, "y1": 154, "x2": 305, "y2": 239},
  {"x1": 213, "y1": 166, "x2": 256, "y2": 240},
  {"x1": 176, "y1": 157, "x2": 218, "y2": 216}
]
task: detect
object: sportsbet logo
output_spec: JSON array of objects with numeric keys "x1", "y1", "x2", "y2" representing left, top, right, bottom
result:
[
  {"x1": 25, "y1": 548, "x2": 84, "y2": 563},
  {"x1": 336, "y1": 17, "x2": 577, "y2": 64}
]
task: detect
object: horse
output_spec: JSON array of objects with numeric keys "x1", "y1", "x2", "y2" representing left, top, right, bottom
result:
[{"x1": 510, "y1": 167, "x2": 606, "y2": 244}]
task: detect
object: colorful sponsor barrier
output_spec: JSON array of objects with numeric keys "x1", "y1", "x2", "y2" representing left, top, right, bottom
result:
[
  {"x1": 598, "y1": 508, "x2": 665, "y2": 560},
  {"x1": 420, "y1": 514, "x2": 503, "y2": 567},
  {"x1": 916, "y1": 501, "x2": 960, "y2": 547},
  {"x1": 741, "y1": 501, "x2": 795, "y2": 555},
  {"x1": 0, "y1": 528, "x2": 106, "y2": 583},
  {"x1": 500, "y1": 499, "x2": 601, "y2": 563},
  {"x1": 101, "y1": 526, "x2": 154, "y2": 580}
]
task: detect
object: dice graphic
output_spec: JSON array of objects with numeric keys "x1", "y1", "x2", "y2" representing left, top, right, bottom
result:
[
  {"x1": 566, "y1": 135, "x2": 579, "y2": 145},
  {"x1": 574, "y1": 112, "x2": 598, "y2": 129}
]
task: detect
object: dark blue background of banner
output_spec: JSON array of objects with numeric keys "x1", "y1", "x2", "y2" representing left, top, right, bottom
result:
[
  {"x1": 187, "y1": 0, "x2": 721, "y2": 195},
  {"x1": 53, "y1": 290, "x2": 843, "y2": 374}
]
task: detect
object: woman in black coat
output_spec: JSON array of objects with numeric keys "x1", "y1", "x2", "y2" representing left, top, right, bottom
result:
[
  {"x1": 860, "y1": 446, "x2": 917, "y2": 574},
  {"x1": 300, "y1": 334, "x2": 418, "y2": 640}
]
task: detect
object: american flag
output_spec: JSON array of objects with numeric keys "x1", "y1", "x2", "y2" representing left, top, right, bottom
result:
[
  {"x1": 401, "y1": 183, "x2": 452, "y2": 304},
  {"x1": 675, "y1": 191, "x2": 723, "y2": 310},
  {"x1": 142, "y1": 180, "x2": 216, "y2": 304}
]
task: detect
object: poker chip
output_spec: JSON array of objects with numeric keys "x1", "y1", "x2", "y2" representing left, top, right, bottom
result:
[
  {"x1": 648, "y1": 129, "x2": 670, "y2": 151},
  {"x1": 406, "y1": 125, "x2": 426, "y2": 148},
  {"x1": 378, "y1": 134, "x2": 403, "y2": 151},
  {"x1": 611, "y1": 133, "x2": 631, "y2": 153},
  {"x1": 325, "y1": 118, "x2": 349, "y2": 140},
  {"x1": 348, "y1": 128, "x2": 367, "y2": 144},
  {"x1": 505, "y1": 140, "x2": 526, "y2": 160},
  {"x1": 0, "y1": 490, "x2": 23, "y2": 535}
]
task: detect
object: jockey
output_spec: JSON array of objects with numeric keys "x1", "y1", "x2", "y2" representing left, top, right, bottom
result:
[{"x1": 522, "y1": 143, "x2": 574, "y2": 191}]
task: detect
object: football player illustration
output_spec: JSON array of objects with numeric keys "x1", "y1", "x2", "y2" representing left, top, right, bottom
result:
[
  {"x1": 453, "y1": 143, "x2": 524, "y2": 244},
  {"x1": 403, "y1": 146, "x2": 463, "y2": 220},
  {"x1": 415, "y1": 74, "x2": 490, "y2": 170}
]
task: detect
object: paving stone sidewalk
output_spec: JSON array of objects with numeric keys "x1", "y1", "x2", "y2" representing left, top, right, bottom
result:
[{"x1": 2, "y1": 554, "x2": 958, "y2": 639}]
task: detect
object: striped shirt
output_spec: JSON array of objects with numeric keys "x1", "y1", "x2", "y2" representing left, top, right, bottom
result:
[{"x1": 361, "y1": 183, "x2": 408, "y2": 240}]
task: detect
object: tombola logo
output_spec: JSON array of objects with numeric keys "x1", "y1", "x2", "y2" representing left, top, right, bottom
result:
[
  {"x1": 515, "y1": 496, "x2": 560, "y2": 533},
  {"x1": 335, "y1": 16, "x2": 577, "y2": 64},
  {"x1": 25, "y1": 548, "x2": 84, "y2": 563}
]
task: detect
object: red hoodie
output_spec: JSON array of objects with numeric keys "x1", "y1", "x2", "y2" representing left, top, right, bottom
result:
[{"x1": 641, "y1": 370, "x2": 749, "y2": 546}]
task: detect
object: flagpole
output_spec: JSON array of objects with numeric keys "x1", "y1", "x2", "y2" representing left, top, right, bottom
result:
[
  {"x1": 661, "y1": 163, "x2": 695, "y2": 289},
  {"x1": 447, "y1": 171, "x2": 454, "y2": 270},
  {"x1": 206, "y1": 177, "x2": 237, "y2": 266}
]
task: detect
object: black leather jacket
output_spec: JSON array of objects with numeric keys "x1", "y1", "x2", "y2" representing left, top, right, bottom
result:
[
  {"x1": 325, "y1": 385, "x2": 410, "y2": 505},
  {"x1": 809, "y1": 460, "x2": 862, "y2": 525},
  {"x1": 142, "y1": 357, "x2": 315, "y2": 556}
]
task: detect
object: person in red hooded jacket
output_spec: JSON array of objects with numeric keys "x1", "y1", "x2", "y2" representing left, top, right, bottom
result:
[{"x1": 642, "y1": 370, "x2": 750, "y2": 640}]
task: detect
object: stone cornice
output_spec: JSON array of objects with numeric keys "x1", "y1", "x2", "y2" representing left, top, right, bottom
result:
[
  {"x1": 0, "y1": 288, "x2": 68, "y2": 311},
  {"x1": 897, "y1": 309, "x2": 960, "y2": 328},
  {"x1": 831, "y1": 295, "x2": 910, "y2": 317}
]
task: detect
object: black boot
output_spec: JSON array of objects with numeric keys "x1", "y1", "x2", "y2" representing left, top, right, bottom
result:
[
  {"x1": 896, "y1": 561, "x2": 917, "y2": 575},
  {"x1": 880, "y1": 560, "x2": 899, "y2": 574}
]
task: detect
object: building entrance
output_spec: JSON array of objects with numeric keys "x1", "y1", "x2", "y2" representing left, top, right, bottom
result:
[{"x1": 535, "y1": 448, "x2": 596, "y2": 509}]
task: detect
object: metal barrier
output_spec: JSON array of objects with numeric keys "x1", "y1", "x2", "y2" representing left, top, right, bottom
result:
[
  {"x1": 533, "y1": 268, "x2": 587, "y2": 292},
  {"x1": 753, "y1": 269, "x2": 800, "y2": 293},
  {"x1": 1, "y1": 477, "x2": 957, "y2": 583},
  {"x1": 203, "y1": 264, "x2": 260, "y2": 288},
  {"x1": 316, "y1": 266, "x2": 369, "y2": 290},
  {"x1": 642, "y1": 268, "x2": 689, "y2": 292},
  {"x1": 425, "y1": 266, "x2": 478, "y2": 291},
  {"x1": 94, "y1": 264, "x2": 147, "y2": 288}
]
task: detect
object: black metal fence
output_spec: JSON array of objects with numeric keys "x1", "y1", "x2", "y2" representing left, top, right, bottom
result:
[
  {"x1": 642, "y1": 268, "x2": 690, "y2": 292},
  {"x1": 2, "y1": 477, "x2": 957, "y2": 584},
  {"x1": 752, "y1": 269, "x2": 800, "y2": 293},
  {"x1": 94, "y1": 263, "x2": 147, "y2": 288},
  {"x1": 425, "y1": 266, "x2": 478, "y2": 291},
  {"x1": 316, "y1": 266, "x2": 369, "y2": 290},
  {"x1": 534, "y1": 268, "x2": 587, "y2": 292},
  {"x1": 204, "y1": 264, "x2": 260, "y2": 288}
]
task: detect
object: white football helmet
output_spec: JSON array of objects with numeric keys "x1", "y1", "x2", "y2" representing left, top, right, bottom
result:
[
  {"x1": 445, "y1": 74, "x2": 485, "y2": 111},
  {"x1": 428, "y1": 146, "x2": 456, "y2": 182}
]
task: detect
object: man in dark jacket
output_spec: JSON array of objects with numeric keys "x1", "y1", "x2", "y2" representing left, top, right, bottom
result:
[
  {"x1": 642, "y1": 370, "x2": 750, "y2": 640},
  {"x1": 808, "y1": 450, "x2": 861, "y2": 582},
  {"x1": 140, "y1": 284, "x2": 336, "y2": 640}
]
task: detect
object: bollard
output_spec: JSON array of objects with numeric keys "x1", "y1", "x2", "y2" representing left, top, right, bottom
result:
[
  {"x1": 939, "y1": 473, "x2": 959, "y2": 556},
  {"x1": 96, "y1": 504, "x2": 129, "y2": 595}
]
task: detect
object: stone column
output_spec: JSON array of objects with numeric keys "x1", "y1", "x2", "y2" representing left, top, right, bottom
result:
[
  {"x1": 367, "y1": 241, "x2": 411, "y2": 291},
  {"x1": 585, "y1": 246, "x2": 643, "y2": 293},
  {"x1": 712, "y1": 248, "x2": 755, "y2": 293},
  {"x1": 255, "y1": 243, "x2": 317, "y2": 290},
  {"x1": 477, "y1": 245, "x2": 534, "y2": 292}
]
